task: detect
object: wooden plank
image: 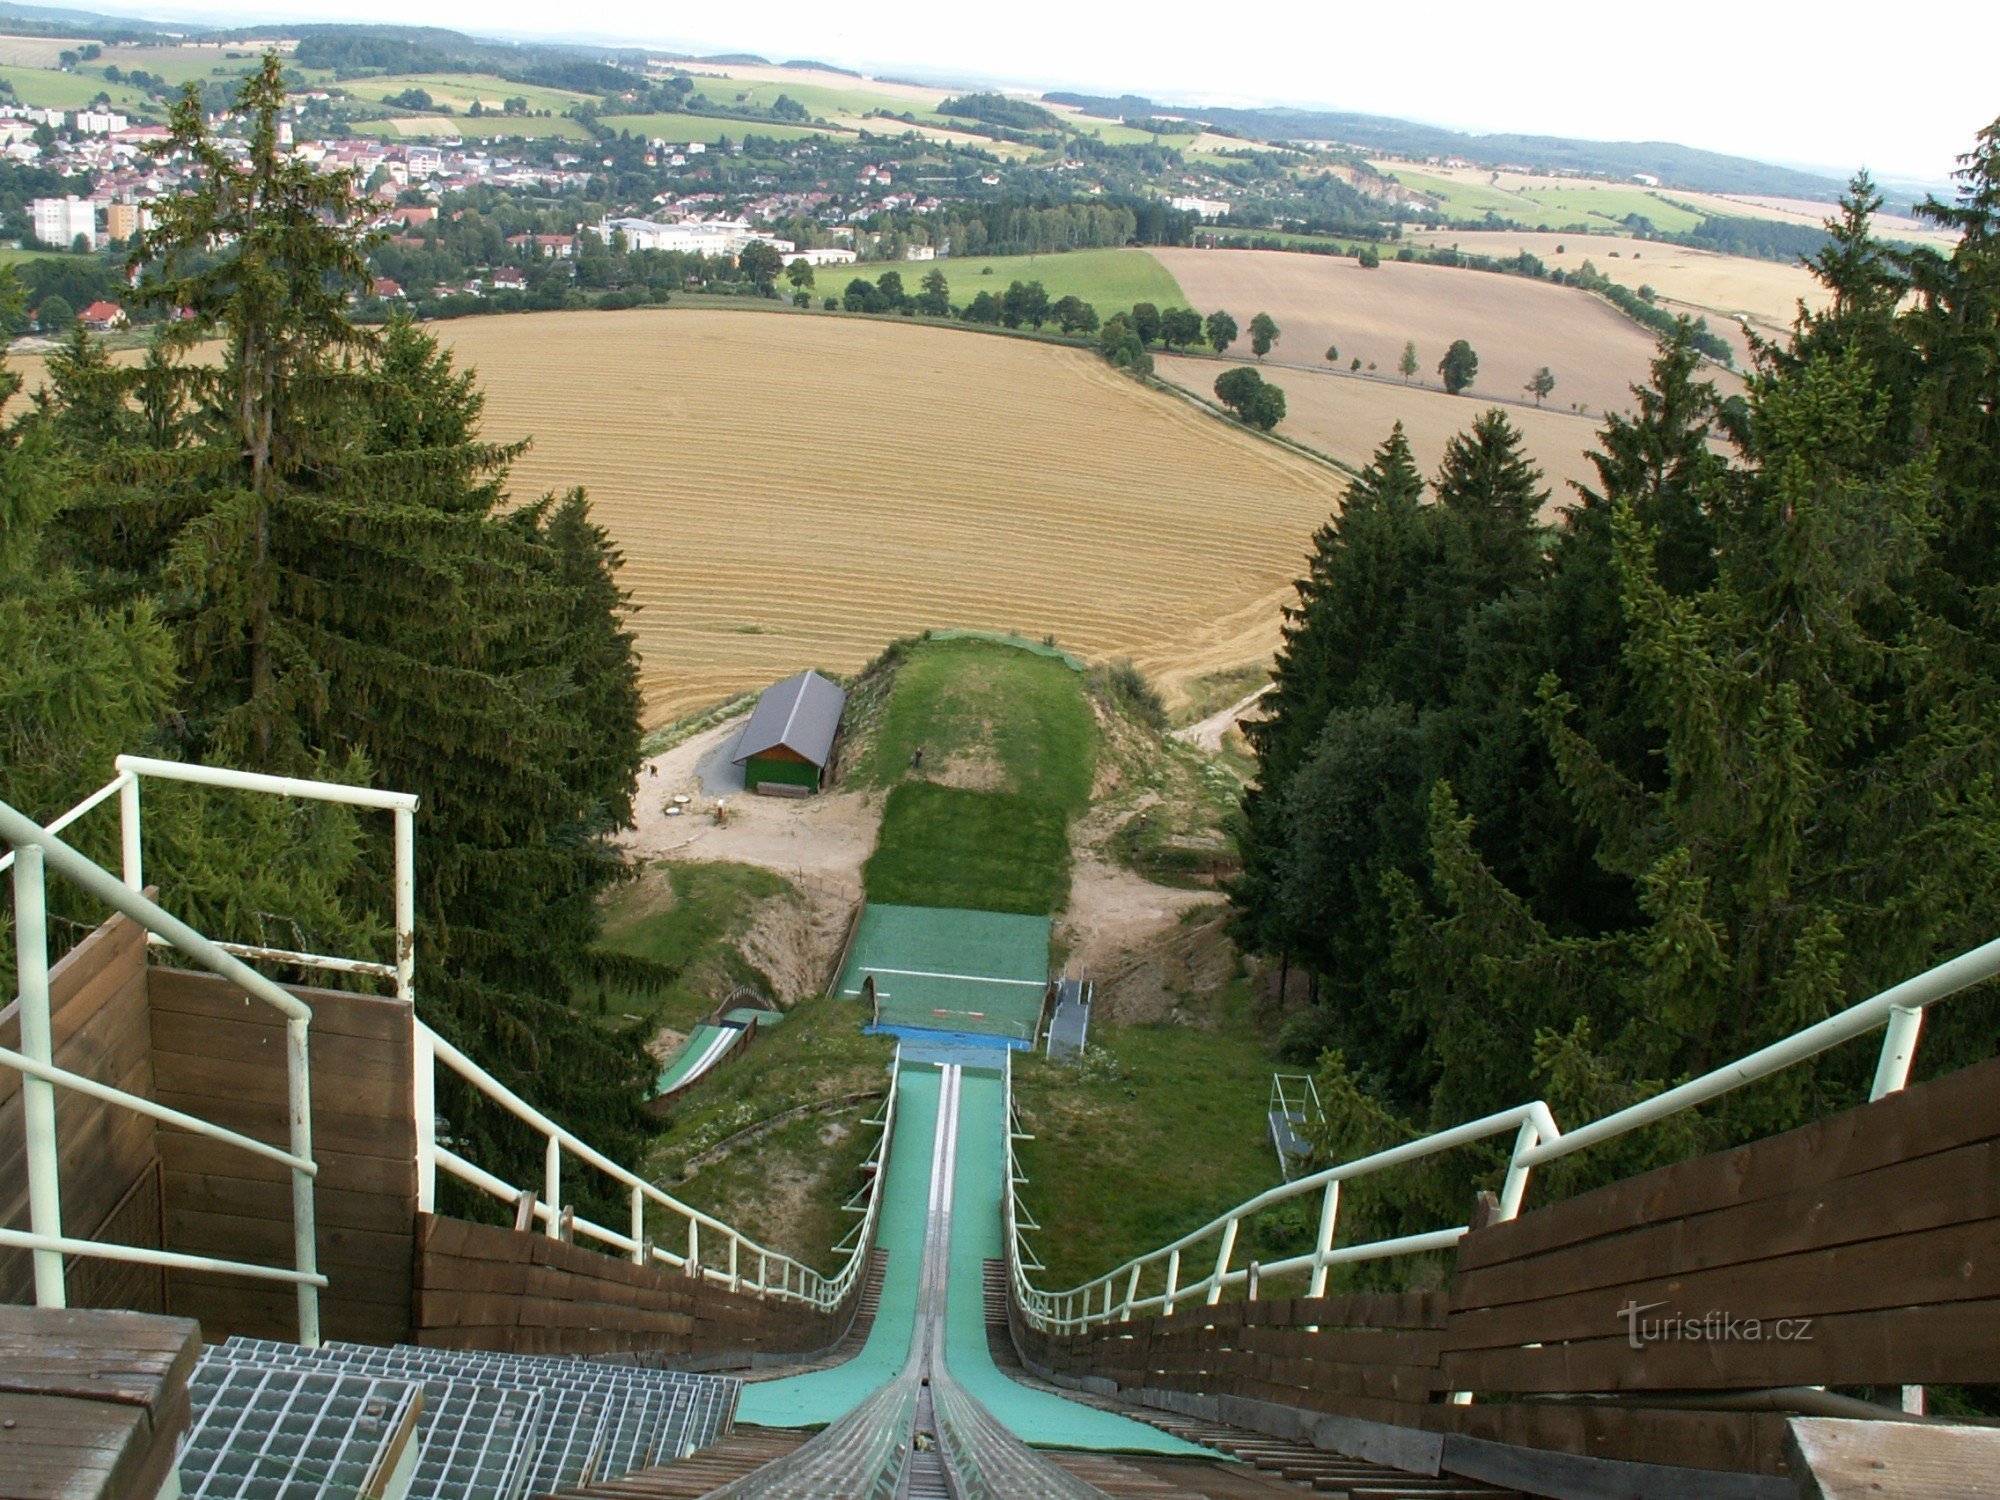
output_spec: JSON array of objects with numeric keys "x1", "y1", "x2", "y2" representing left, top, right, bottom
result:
[
  {"x1": 1440, "y1": 1216, "x2": 2000, "y2": 1357},
  {"x1": 0, "y1": 910, "x2": 147, "y2": 1048},
  {"x1": 1440, "y1": 1431, "x2": 1793, "y2": 1500},
  {"x1": 1451, "y1": 1137, "x2": 2000, "y2": 1316},
  {"x1": 0, "y1": 1390, "x2": 151, "y2": 1500},
  {"x1": 159, "y1": 1165, "x2": 415, "y2": 1236},
  {"x1": 1458, "y1": 1055, "x2": 2000, "y2": 1273},
  {"x1": 1424, "y1": 1398, "x2": 1790, "y2": 1476},
  {"x1": 0, "y1": 968, "x2": 155, "y2": 1217},
  {"x1": 150, "y1": 1047, "x2": 412, "y2": 1133},
  {"x1": 1787, "y1": 1417, "x2": 2000, "y2": 1500},
  {"x1": 151, "y1": 1091, "x2": 410, "y2": 1159},
  {"x1": 162, "y1": 1205, "x2": 415, "y2": 1288},
  {"x1": 1438, "y1": 1296, "x2": 2000, "y2": 1392},
  {"x1": 0, "y1": 1305, "x2": 200, "y2": 1418},
  {"x1": 155, "y1": 1132, "x2": 415, "y2": 1198},
  {"x1": 147, "y1": 967, "x2": 411, "y2": 1042}
]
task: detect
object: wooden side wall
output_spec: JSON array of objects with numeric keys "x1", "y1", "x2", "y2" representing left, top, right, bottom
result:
[
  {"x1": 1, "y1": 912, "x2": 160, "y2": 1306},
  {"x1": 148, "y1": 967, "x2": 417, "y2": 1346},
  {"x1": 1012, "y1": 1291, "x2": 1445, "y2": 1430},
  {"x1": 412, "y1": 1213, "x2": 861, "y2": 1363},
  {"x1": 1011, "y1": 1053, "x2": 2000, "y2": 1479}
]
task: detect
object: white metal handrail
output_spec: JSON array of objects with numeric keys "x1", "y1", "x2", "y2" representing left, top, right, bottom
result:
[
  {"x1": 1010, "y1": 932, "x2": 2000, "y2": 1335},
  {"x1": 1, "y1": 758, "x2": 418, "y2": 1002},
  {"x1": 417, "y1": 1020, "x2": 898, "y2": 1311},
  {"x1": 1, "y1": 799, "x2": 328, "y2": 1343}
]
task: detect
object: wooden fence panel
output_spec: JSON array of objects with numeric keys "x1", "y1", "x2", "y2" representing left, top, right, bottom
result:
[
  {"x1": 1, "y1": 913, "x2": 158, "y2": 1305},
  {"x1": 411, "y1": 1214, "x2": 864, "y2": 1365},
  {"x1": 148, "y1": 967, "x2": 417, "y2": 1345}
]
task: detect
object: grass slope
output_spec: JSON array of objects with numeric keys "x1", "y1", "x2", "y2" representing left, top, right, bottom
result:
[
  {"x1": 853, "y1": 635, "x2": 1095, "y2": 808},
  {"x1": 649, "y1": 990, "x2": 895, "y2": 1271},
  {"x1": 832, "y1": 248, "x2": 1185, "y2": 317},
  {"x1": 593, "y1": 860, "x2": 790, "y2": 1033},
  {"x1": 1012, "y1": 963, "x2": 1283, "y2": 1288},
  {"x1": 856, "y1": 636, "x2": 1096, "y2": 916},
  {"x1": 865, "y1": 782, "x2": 1070, "y2": 915}
]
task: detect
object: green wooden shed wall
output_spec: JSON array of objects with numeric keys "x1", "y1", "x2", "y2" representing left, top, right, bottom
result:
[{"x1": 743, "y1": 753, "x2": 821, "y2": 792}]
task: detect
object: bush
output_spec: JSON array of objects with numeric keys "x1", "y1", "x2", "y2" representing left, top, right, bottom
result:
[{"x1": 1093, "y1": 659, "x2": 1168, "y2": 730}]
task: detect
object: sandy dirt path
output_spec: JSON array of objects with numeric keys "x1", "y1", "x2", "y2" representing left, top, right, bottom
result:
[{"x1": 1172, "y1": 685, "x2": 1272, "y2": 754}]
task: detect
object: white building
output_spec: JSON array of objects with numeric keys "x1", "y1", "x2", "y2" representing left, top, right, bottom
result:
[
  {"x1": 791, "y1": 246, "x2": 857, "y2": 268},
  {"x1": 1170, "y1": 195, "x2": 1232, "y2": 221},
  {"x1": 592, "y1": 216, "x2": 794, "y2": 257},
  {"x1": 74, "y1": 110, "x2": 130, "y2": 136},
  {"x1": 31, "y1": 195, "x2": 98, "y2": 250}
]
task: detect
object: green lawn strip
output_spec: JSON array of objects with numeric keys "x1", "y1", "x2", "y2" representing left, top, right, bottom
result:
[
  {"x1": 1010, "y1": 978, "x2": 1284, "y2": 1289},
  {"x1": 864, "y1": 783, "x2": 1070, "y2": 915},
  {"x1": 852, "y1": 636, "x2": 1094, "y2": 810},
  {"x1": 831, "y1": 248, "x2": 1185, "y2": 320},
  {"x1": 591, "y1": 860, "x2": 791, "y2": 1033}
]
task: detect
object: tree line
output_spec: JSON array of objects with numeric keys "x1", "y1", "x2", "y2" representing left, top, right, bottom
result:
[
  {"x1": 1231, "y1": 128, "x2": 2000, "y2": 1251},
  {"x1": 0, "y1": 60, "x2": 656, "y2": 1215}
]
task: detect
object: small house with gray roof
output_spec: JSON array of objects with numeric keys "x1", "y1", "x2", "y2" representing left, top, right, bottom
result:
[{"x1": 732, "y1": 669, "x2": 847, "y2": 794}]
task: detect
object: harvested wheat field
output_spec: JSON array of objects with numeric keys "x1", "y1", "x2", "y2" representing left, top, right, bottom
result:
[
  {"x1": 1161, "y1": 355, "x2": 1604, "y2": 502},
  {"x1": 436, "y1": 308, "x2": 1342, "y2": 722},
  {"x1": 1408, "y1": 229, "x2": 1821, "y2": 353},
  {"x1": 1154, "y1": 246, "x2": 1672, "y2": 417}
]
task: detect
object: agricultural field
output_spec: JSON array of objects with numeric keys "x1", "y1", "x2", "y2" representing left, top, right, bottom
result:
[
  {"x1": 0, "y1": 34, "x2": 93, "y2": 67},
  {"x1": 596, "y1": 111, "x2": 838, "y2": 144},
  {"x1": 335, "y1": 72, "x2": 594, "y2": 114},
  {"x1": 1158, "y1": 354, "x2": 1605, "y2": 501},
  {"x1": 1407, "y1": 228, "x2": 1825, "y2": 350},
  {"x1": 1668, "y1": 187, "x2": 1958, "y2": 251},
  {"x1": 91, "y1": 41, "x2": 276, "y2": 85},
  {"x1": 0, "y1": 63, "x2": 158, "y2": 113},
  {"x1": 693, "y1": 76, "x2": 955, "y2": 128},
  {"x1": 831, "y1": 248, "x2": 1185, "y2": 318},
  {"x1": 1375, "y1": 162, "x2": 1713, "y2": 233},
  {"x1": 434, "y1": 306, "x2": 1340, "y2": 722},
  {"x1": 1155, "y1": 246, "x2": 1680, "y2": 417},
  {"x1": 349, "y1": 114, "x2": 592, "y2": 141}
]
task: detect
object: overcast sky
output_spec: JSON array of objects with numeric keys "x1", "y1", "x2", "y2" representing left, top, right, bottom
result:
[{"x1": 134, "y1": 0, "x2": 1997, "y2": 183}]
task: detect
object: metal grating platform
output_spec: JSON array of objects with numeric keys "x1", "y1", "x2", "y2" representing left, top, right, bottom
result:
[
  {"x1": 207, "y1": 1338, "x2": 738, "y2": 1496},
  {"x1": 182, "y1": 1360, "x2": 423, "y2": 1500}
]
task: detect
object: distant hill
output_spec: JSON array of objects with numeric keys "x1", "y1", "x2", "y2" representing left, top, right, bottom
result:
[
  {"x1": 1046, "y1": 91, "x2": 1850, "y2": 201},
  {"x1": 0, "y1": 0, "x2": 173, "y2": 37}
]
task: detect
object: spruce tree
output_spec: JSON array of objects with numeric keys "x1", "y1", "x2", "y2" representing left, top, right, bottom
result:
[{"x1": 30, "y1": 62, "x2": 657, "y2": 1193}]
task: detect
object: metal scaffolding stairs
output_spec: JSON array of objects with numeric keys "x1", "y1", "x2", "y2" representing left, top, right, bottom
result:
[{"x1": 178, "y1": 1339, "x2": 741, "y2": 1500}]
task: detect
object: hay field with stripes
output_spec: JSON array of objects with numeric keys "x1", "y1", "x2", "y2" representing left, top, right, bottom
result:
[{"x1": 436, "y1": 308, "x2": 1339, "y2": 723}]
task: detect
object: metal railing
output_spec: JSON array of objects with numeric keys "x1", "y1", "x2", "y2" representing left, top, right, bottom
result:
[
  {"x1": 0, "y1": 756, "x2": 418, "y2": 1002},
  {"x1": 1268, "y1": 1072, "x2": 1322, "y2": 1181},
  {"x1": 1009, "y1": 933, "x2": 2000, "y2": 1335},
  {"x1": 417, "y1": 1022, "x2": 898, "y2": 1312},
  {"x1": 1, "y1": 798, "x2": 329, "y2": 1344}
]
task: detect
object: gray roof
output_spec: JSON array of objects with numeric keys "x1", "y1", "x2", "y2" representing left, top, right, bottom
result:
[{"x1": 732, "y1": 669, "x2": 847, "y2": 768}]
